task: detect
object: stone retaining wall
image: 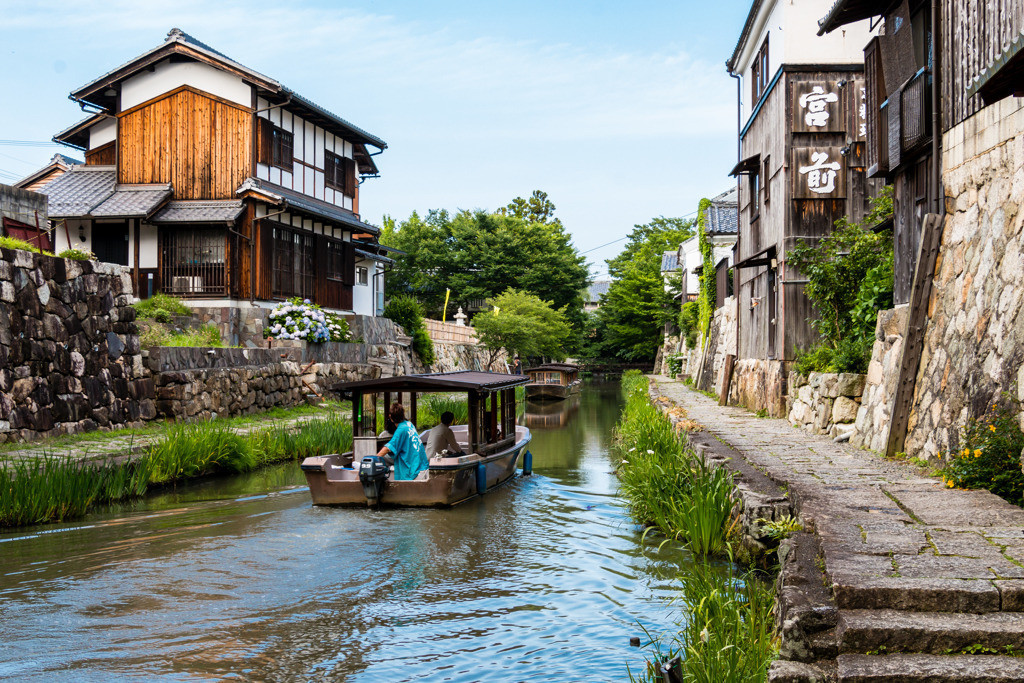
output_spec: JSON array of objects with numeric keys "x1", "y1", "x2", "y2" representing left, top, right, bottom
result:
[
  {"x1": 729, "y1": 358, "x2": 787, "y2": 417},
  {"x1": 0, "y1": 250, "x2": 150, "y2": 442},
  {"x1": 851, "y1": 306, "x2": 907, "y2": 452},
  {"x1": 906, "y1": 98, "x2": 1024, "y2": 461},
  {"x1": 423, "y1": 318, "x2": 477, "y2": 344},
  {"x1": 787, "y1": 372, "x2": 865, "y2": 439}
]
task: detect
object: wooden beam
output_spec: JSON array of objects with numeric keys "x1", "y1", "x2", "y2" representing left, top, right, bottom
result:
[
  {"x1": 885, "y1": 213, "x2": 945, "y2": 458},
  {"x1": 719, "y1": 354, "x2": 735, "y2": 406},
  {"x1": 132, "y1": 218, "x2": 140, "y2": 294},
  {"x1": 468, "y1": 392, "x2": 479, "y2": 455}
]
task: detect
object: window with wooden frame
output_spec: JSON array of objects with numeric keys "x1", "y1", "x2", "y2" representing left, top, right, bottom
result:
[
  {"x1": 750, "y1": 35, "x2": 770, "y2": 104},
  {"x1": 258, "y1": 118, "x2": 294, "y2": 171},
  {"x1": 271, "y1": 226, "x2": 316, "y2": 299},
  {"x1": 749, "y1": 167, "x2": 761, "y2": 219},
  {"x1": 325, "y1": 238, "x2": 356, "y2": 284},
  {"x1": 356, "y1": 265, "x2": 369, "y2": 286},
  {"x1": 762, "y1": 156, "x2": 770, "y2": 205},
  {"x1": 325, "y1": 150, "x2": 358, "y2": 197}
]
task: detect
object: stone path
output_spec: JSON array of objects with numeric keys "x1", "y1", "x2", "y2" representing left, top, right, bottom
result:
[
  {"x1": 0, "y1": 406, "x2": 346, "y2": 467},
  {"x1": 651, "y1": 376, "x2": 1024, "y2": 683}
]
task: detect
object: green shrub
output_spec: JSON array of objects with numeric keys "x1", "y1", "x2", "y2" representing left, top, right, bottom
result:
[
  {"x1": 56, "y1": 248, "x2": 95, "y2": 261},
  {"x1": 0, "y1": 235, "x2": 54, "y2": 255},
  {"x1": 165, "y1": 324, "x2": 224, "y2": 348},
  {"x1": 942, "y1": 403, "x2": 1024, "y2": 506},
  {"x1": 678, "y1": 301, "x2": 699, "y2": 349},
  {"x1": 384, "y1": 294, "x2": 424, "y2": 335},
  {"x1": 385, "y1": 294, "x2": 435, "y2": 365},
  {"x1": 134, "y1": 293, "x2": 192, "y2": 319},
  {"x1": 147, "y1": 423, "x2": 256, "y2": 484},
  {"x1": 665, "y1": 353, "x2": 685, "y2": 376},
  {"x1": 153, "y1": 308, "x2": 173, "y2": 323}
]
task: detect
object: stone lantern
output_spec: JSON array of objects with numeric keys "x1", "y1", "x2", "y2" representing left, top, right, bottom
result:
[{"x1": 453, "y1": 307, "x2": 468, "y2": 327}]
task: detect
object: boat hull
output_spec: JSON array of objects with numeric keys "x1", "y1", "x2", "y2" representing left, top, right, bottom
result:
[
  {"x1": 525, "y1": 380, "x2": 582, "y2": 401},
  {"x1": 301, "y1": 428, "x2": 531, "y2": 507}
]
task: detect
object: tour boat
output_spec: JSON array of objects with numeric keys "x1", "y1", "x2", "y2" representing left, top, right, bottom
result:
[
  {"x1": 300, "y1": 371, "x2": 532, "y2": 507},
  {"x1": 524, "y1": 363, "x2": 582, "y2": 401}
]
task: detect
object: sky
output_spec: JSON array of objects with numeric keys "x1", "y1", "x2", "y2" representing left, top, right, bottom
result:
[{"x1": 0, "y1": 0, "x2": 751, "y2": 279}]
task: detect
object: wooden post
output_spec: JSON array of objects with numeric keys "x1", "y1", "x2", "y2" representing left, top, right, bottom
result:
[
  {"x1": 410, "y1": 392, "x2": 418, "y2": 428},
  {"x1": 719, "y1": 354, "x2": 736, "y2": 406},
  {"x1": 489, "y1": 392, "x2": 498, "y2": 443},
  {"x1": 383, "y1": 391, "x2": 391, "y2": 432},
  {"x1": 885, "y1": 213, "x2": 945, "y2": 458},
  {"x1": 468, "y1": 392, "x2": 479, "y2": 455},
  {"x1": 352, "y1": 391, "x2": 362, "y2": 437},
  {"x1": 133, "y1": 218, "x2": 140, "y2": 295}
]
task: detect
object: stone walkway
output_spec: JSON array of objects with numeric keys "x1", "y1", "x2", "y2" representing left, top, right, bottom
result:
[{"x1": 651, "y1": 376, "x2": 1024, "y2": 683}]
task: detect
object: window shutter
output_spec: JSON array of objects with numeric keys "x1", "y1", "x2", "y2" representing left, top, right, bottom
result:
[
  {"x1": 341, "y1": 241, "x2": 356, "y2": 286},
  {"x1": 257, "y1": 117, "x2": 272, "y2": 165},
  {"x1": 345, "y1": 158, "x2": 358, "y2": 197}
]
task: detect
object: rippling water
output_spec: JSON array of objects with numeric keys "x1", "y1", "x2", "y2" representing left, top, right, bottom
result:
[{"x1": 0, "y1": 380, "x2": 697, "y2": 682}]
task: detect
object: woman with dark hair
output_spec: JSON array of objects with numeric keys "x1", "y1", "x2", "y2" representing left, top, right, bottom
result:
[{"x1": 376, "y1": 402, "x2": 428, "y2": 480}]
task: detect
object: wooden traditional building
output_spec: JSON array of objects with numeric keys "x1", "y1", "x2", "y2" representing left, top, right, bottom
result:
[
  {"x1": 42, "y1": 28, "x2": 390, "y2": 316},
  {"x1": 725, "y1": 0, "x2": 878, "y2": 415},
  {"x1": 819, "y1": 0, "x2": 1024, "y2": 458},
  {"x1": 13, "y1": 154, "x2": 81, "y2": 193}
]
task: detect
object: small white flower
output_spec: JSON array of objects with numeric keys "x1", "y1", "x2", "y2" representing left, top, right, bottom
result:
[
  {"x1": 699, "y1": 627, "x2": 709, "y2": 644},
  {"x1": 646, "y1": 449, "x2": 655, "y2": 455},
  {"x1": 628, "y1": 447, "x2": 636, "y2": 452}
]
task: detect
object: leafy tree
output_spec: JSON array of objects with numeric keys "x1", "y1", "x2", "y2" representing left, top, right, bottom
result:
[
  {"x1": 788, "y1": 186, "x2": 894, "y2": 373},
  {"x1": 381, "y1": 194, "x2": 589, "y2": 349},
  {"x1": 383, "y1": 294, "x2": 436, "y2": 366},
  {"x1": 472, "y1": 289, "x2": 572, "y2": 365},
  {"x1": 596, "y1": 217, "x2": 694, "y2": 362}
]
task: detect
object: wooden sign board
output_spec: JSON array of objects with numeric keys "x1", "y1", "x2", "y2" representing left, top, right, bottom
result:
[
  {"x1": 792, "y1": 146, "x2": 847, "y2": 199},
  {"x1": 791, "y1": 80, "x2": 845, "y2": 133},
  {"x1": 849, "y1": 78, "x2": 867, "y2": 142}
]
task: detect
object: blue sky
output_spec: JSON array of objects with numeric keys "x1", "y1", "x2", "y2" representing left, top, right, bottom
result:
[{"x1": 0, "y1": 0, "x2": 750, "y2": 277}]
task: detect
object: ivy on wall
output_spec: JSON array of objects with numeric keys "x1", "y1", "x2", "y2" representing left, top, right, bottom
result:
[{"x1": 696, "y1": 198, "x2": 716, "y2": 344}]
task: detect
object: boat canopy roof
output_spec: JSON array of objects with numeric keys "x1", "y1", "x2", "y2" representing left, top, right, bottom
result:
[
  {"x1": 525, "y1": 363, "x2": 579, "y2": 373},
  {"x1": 336, "y1": 370, "x2": 528, "y2": 393}
]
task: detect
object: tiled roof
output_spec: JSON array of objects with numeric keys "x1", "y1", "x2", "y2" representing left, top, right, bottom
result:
[
  {"x1": 150, "y1": 200, "x2": 245, "y2": 223},
  {"x1": 704, "y1": 187, "x2": 739, "y2": 235},
  {"x1": 355, "y1": 248, "x2": 394, "y2": 265},
  {"x1": 237, "y1": 177, "x2": 380, "y2": 235},
  {"x1": 91, "y1": 184, "x2": 172, "y2": 218},
  {"x1": 661, "y1": 250, "x2": 680, "y2": 272},
  {"x1": 39, "y1": 166, "x2": 117, "y2": 218},
  {"x1": 586, "y1": 280, "x2": 611, "y2": 302}
]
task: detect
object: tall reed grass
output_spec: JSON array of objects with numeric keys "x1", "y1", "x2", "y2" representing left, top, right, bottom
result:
[{"x1": 0, "y1": 455, "x2": 152, "y2": 527}]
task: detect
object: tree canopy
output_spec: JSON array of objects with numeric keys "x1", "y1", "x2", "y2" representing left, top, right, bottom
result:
[
  {"x1": 586, "y1": 216, "x2": 694, "y2": 362},
  {"x1": 472, "y1": 289, "x2": 572, "y2": 365},
  {"x1": 380, "y1": 192, "x2": 589, "y2": 349}
]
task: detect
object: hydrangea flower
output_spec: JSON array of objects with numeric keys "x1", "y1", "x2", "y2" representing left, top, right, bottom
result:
[{"x1": 266, "y1": 296, "x2": 351, "y2": 344}]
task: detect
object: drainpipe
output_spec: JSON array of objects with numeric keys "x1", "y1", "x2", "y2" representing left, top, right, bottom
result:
[{"x1": 931, "y1": 0, "x2": 942, "y2": 215}]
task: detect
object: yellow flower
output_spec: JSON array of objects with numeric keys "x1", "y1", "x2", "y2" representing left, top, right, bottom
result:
[
  {"x1": 974, "y1": 449, "x2": 982, "y2": 457},
  {"x1": 963, "y1": 448, "x2": 970, "y2": 456},
  {"x1": 990, "y1": 425, "x2": 997, "y2": 432},
  {"x1": 946, "y1": 480, "x2": 955, "y2": 488}
]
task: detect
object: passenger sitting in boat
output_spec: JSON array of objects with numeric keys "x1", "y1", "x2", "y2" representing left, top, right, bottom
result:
[
  {"x1": 426, "y1": 411, "x2": 465, "y2": 459},
  {"x1": 376, "y1": 402, "x2": 428, "y2": 480}
]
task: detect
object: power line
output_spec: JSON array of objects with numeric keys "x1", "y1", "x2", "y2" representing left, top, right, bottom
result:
[
  {"x1": 578, "y1": 209, "x2": 701, "y2": 255},
  {"x1": 0, "y1": 140, "x2": 64, "y2": 147}
]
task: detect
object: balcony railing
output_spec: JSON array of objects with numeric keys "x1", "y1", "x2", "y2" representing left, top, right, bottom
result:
[{"x1": 879, "y1": 67, "x2": 931, "y2": 174}]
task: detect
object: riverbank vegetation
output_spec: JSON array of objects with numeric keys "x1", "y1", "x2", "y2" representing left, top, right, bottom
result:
[
  {"x1": 788, "y1": 187, "x2": 894, "y2": 374},
  {"x1": 615, "y1": 371, "x2": 776, "y2": 682},
  {"x1": 581, "y1": 217, "x2": 692, "y2": 363}
]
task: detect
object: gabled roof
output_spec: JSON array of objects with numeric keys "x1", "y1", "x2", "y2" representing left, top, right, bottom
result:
[
  {"x1": 661, "y1": 250, "x2": 680, "y2": 272},
  {"x1": 237, "y1": 177, "x2": 380, "y2": 235},
  {"x1": 14, "y1": 154, "x2": 82, "y2": 190},
  {"x1": 53, "y1": 114, "x2": 105, "y2": 150},
  {"x1": 67, "y1": 28, "x2": 387, "y2": 151},
  {"x1": 355, "y1": 248, "x2": 395, "y2": 265},
  {"x1": 818, "y1": 0, "x2": 891, "y2": 35}
]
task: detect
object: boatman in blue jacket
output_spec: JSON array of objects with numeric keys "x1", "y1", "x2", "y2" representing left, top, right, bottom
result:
[{"x1": 376, "y1": 402, "x2": 428, "y2": 480}]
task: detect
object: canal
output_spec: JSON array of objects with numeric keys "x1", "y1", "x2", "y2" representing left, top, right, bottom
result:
[{"x1": 0, "y1": 380, "x2": 695, "y2": 682}]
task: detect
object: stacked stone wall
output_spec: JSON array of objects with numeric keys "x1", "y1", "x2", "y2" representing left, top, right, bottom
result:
[
  {"x1": 906, "y1": 98, "x2": 1024, "y2": 460},
  {"x1": 787, "y1": 372, "x2": 865, "y2": 439},
  {"x1": 851, "y1": 307, "x2": 908, "y2": 452},
  {"x1": 729, "y1": 359, "x2": 787, "y2": 417},
  {"x1": 0, "y1": 250, "x2": 151, "y2": 442}
]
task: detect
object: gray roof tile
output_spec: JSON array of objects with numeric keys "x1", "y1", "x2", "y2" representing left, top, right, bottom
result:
[
  {"x1": 704, "y1": 187, "x2": 739, "y2": 235},
  {"x1": 150, "y1": 199, "x2": 244, "y2": 223},
  {"x1": 586, "y1": 280, "x2": 611, "y2": 302},
  {"x1": 661, "y1": 250, "x2": 680, "y2": 272},
  {"x1": 39, "y1": 166, "x2": 116, "y2": 218},
  {"x1": 91, "y1": 184, "x2": 172, "y2": 218},
  {"x1": 238, "y1": 177, "x2": 379, "y2": 235}
]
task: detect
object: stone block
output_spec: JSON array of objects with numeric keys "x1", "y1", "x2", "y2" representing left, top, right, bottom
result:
[
  {"x1": 836, "y1": 373, "x2": 866, "y2": 397},
  {"x1": 832, "y1": 396, "x2": 860, "y2": 424}
]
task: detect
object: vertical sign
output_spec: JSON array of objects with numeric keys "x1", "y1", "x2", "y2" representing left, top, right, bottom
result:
[
  {"x1": 792, "y1": 147, "x2": 846, "y2": 199},
  {"x1": 850, "y1": 78, "x2": 867, "y2": 141},
  {"x1": 792, "y1": 80, "x2": 844, "y2": 133}
]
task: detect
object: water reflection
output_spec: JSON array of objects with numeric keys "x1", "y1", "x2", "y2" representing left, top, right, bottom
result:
[{"x1": 0, "y1": 380, "x2": 695, "y2": 682}]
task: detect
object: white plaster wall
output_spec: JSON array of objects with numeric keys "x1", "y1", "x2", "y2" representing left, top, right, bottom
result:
[
  {"x1": 120, "y1": 59, "x2": 251, "y2": 110},
  {"x1": 255, "y1": 97, "x2": 355, "y2": 211},
  {"x1": 679, "y1": 236, "x2": 702, "y2": 296},
  {"x1": 140, "y1": 223, "x2": 158, "y2": 268},
  {"x1": 55, "y1": 219, "x2": 91, "y2": 253},
  {"x1": 89, "y1": 118, "x2": 117, "y2": 149},
  {"x1": 352, "y1": 258, "x2": 374, "y2": 315},
  {"x1": 735, "y1": 0, "x2": 875, "y2": 122}
]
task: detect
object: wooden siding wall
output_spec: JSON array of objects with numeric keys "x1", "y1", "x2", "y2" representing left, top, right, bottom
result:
[
  {"x1": 941, "y1": 0, "x2": 1024, "y2": 131},
  {"x1": 118, "y1": 86, "x2": 251, "y2": 199},
  {"x1": 85, "y1": 141, "x2": 116, "y2": 166},
  {"x1": 737, "y1": 69, "x2": 875, "y2": 361}
]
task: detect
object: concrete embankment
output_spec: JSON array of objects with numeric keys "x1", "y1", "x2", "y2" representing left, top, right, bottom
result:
[{"x1": 650, "y1": 375, "x2": 1024, "y2": 683}]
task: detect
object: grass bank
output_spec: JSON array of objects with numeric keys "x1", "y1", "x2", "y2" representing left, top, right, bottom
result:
[
  {"x1": 1, "y1": 411, "x2": 353, "y2": 528},
  {"x1": 615, "y1": 371, "x2": 776, "y2": 682}
]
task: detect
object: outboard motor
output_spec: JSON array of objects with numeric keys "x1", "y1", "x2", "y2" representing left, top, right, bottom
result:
[{"x1": 358, "y1": 456, "x2": 390, "y2": 505}]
